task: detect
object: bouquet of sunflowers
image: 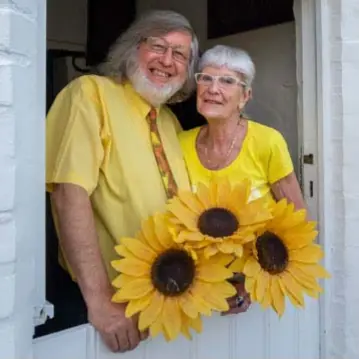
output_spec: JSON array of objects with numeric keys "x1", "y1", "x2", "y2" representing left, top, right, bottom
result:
[{"x1": 110, "y1": 178, "x2": 330, "y2": 342}]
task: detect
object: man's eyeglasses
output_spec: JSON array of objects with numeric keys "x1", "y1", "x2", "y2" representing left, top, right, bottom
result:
[
  {"x1": 144, "y1": 36, "x2": 190, "y2": 64},
  {"x1": 194, "y1": 73, "x2": 247, "y2": 89}
]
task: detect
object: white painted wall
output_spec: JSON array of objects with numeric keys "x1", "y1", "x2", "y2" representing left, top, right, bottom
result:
[
  {"x1": 0, "y1": 0, "x2": 46, "y2": 358},
  {"x1": 320, "y1": 1, "x2": 359, "y2": 358}
]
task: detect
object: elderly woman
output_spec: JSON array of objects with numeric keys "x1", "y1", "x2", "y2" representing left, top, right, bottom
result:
[
  {"x1": 180, "y1": 45, "x2": 305, "y2": 208},
  {"x1": 179, "y1": 44, "x2": 306, "y2": 314}
]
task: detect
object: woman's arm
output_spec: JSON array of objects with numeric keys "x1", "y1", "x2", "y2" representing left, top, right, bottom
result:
[{"x1": 270, "y1": 172, "x2": 306, "y2": 210}]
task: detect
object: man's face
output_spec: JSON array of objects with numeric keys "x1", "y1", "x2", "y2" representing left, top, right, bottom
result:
[{"x1": 137, "y1": 31, "x2": 192, "y2": 89}]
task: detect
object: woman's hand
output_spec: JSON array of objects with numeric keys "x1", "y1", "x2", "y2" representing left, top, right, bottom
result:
[{"x1": 221, "y1": 281, "x2": 251, "y2": 316}]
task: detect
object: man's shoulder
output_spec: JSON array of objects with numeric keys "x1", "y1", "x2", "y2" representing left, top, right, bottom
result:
[{"x1": 62, "y1": 75, "x2": 124, "y2": 99}]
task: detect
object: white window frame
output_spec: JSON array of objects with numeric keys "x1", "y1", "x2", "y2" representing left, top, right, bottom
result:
[{"x1": 32, "y1": 0, "x2": 54, "y2": 327}]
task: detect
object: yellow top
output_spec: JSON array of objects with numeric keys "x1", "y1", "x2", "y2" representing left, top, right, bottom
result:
[
  {"x1": 179, "y1": 120, "x2": 294, "y2": 202},
  {"x1": 46, "y1": 75, "x2": 191, "y2": 281}
]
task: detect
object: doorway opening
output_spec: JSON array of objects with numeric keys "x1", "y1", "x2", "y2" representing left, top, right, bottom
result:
[{"x1": 35, "y1": 4, "x2": 317, "y2": 356}]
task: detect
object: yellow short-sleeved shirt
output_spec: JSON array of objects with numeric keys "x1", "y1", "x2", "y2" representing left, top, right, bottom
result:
[
  {"x1": 179, "y1": 120, "x2": 294, "y2": 202},
  {"x1": 46, "y1": 75, "x2": 191, "y2": 281}
]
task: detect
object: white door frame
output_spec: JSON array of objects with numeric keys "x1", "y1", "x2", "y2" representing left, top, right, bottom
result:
[
  {"x1": 296, "y1": 1, "x2": 332, "y2": 358},
  {"x1": 33, "y1": 1, "x2": 330, "y2": 358}
]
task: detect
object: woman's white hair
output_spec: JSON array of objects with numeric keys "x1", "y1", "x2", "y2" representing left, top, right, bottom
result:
[
  {"x1": 199, "y1": 45, "x2": 255, "y2": 87},
  {"x1": 98, "y1": 10, "x2": 199, "y2": 103}
]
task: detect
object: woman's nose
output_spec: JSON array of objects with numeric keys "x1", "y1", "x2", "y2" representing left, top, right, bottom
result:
[{"x1": 207, "y1": 80, "x2": 220, "y2": 93}]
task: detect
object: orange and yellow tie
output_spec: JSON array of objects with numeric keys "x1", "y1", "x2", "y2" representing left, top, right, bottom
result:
[{"x1": 147, "y1": 108, "x2": 178, "y2": 199}]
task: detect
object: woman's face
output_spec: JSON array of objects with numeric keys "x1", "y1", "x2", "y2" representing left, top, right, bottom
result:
[{"x1": 196, "y1": 66, "x2": 251, "y2": 121}]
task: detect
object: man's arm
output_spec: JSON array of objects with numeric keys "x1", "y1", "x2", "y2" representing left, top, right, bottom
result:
[{"x1": 51, "y1": 183, "x2": 145, "y2": 352}]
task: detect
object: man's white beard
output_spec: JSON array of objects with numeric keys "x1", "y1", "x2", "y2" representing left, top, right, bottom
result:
[{"x1": 128, "y1": 65, "x2": 183, "y2": 107}]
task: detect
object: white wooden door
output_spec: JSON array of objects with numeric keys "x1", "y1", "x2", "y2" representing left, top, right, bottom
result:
[{"x1": 33, "y1": 299, "x2": 319, "y2": 359}]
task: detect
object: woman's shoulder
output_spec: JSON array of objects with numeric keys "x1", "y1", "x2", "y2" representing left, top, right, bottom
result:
[
  {"x1": 178, "y1": 126, "x2": 202, "y2": 143},
  {"x1": 248, "y1": 120, "x2": 287, "y2": 146},
  {"x1": 178, "y1": 126, "x2": 202, "y2": 156}
]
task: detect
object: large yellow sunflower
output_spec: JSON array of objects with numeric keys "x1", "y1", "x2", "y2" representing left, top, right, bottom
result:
[
  {"x1": 111, "y1": 213, "x2": 236, "y2": 341},
  {"x1": 229, "y1": 199, "x2": 330, "y2": 316},
  {"x1": 167, "y1": 178, "x2": 272, "y2": 259}
]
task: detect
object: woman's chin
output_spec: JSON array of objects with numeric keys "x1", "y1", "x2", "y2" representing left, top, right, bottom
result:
[{"x1": 201, "y1": 112, "x2": 227, "y2": 121}]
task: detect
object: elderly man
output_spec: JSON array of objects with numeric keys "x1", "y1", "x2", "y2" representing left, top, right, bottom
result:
[{"x1": 45, "y1": 10, "x2": 199, "y2": 352}]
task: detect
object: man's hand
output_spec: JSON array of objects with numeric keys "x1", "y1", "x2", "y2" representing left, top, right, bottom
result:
[
  {"x1": 88, "y1": 297, "x2": 149, "y2": 352},
  {"x1": 221, "y1": 281, "x2": 251, "y2": 316}
]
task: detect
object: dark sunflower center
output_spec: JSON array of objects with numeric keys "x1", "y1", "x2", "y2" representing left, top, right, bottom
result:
[
  {"x1": 256, "y1": 231, "x2": 289, "y2": 274},
  {"x1": 198, "y1": 208, "x2": 239, "y2": 238},
  {"x1": 151, "y1": 249, "x2": 195, "y2": 296}
]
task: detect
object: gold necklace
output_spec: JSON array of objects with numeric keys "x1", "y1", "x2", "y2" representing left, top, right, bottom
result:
[{"x1": 203, "y1": 118, "x2": 241, "y2": 170}]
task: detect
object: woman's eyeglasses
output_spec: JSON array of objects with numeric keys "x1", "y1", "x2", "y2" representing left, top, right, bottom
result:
[{"x1": 195, "y1": 73, "x2": 247, "y2": 89}]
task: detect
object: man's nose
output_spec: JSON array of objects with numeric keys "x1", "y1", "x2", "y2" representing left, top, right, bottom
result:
[{"x1": 159, "y1": 48, "x2": 173, "y2": 67}]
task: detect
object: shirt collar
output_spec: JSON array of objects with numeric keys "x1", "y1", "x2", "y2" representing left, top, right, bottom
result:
[{"x1": 123, "y1": 81, "x2": 161, "y2": 119}]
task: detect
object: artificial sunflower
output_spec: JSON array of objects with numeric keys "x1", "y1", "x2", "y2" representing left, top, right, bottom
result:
[
  {"x1": 111, "y1": 213, "x2": 236, "y2": 341},
  {"x1": 229, "y1": 199, "x2": 330, "y2": 316},
  {"x1": 167, "y1": 178, "x2": 272, "y2": 259}
]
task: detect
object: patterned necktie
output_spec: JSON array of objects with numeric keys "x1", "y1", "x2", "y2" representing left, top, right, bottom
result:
[{"x1": 147, "y1": 108, "x2": 178, "y2": 199}]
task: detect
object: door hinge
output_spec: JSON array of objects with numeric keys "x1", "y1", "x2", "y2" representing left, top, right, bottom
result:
[
  {"x1": 33, "y1": 301, "x2": 54, "y2": 326},
  {"x1": 303, "y1": 153, "x2": 314, "y2": 165}
]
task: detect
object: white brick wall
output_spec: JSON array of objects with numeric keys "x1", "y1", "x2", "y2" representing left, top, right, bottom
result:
[
  {"x1": 325, "y1": 1, "x2": 359, "y2": 358},
  {"x1": 0, "y1": 0, "x2": 45, "y2": 358}
]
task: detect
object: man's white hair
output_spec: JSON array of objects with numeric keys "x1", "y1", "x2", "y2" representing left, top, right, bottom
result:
[
  {"x1": 199, "y1": 45, "x2": 255, "y2": 87},
  {"x1": 99, "y1": 10, "x2": 199, "y2": 103}
]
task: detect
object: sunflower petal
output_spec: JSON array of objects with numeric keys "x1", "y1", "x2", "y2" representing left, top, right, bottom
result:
[
  {"x1": 141, "y1": 217, "x2": 163, "y2": 252},
  {"x1": 189, "y1": 284, "x2": 212, "y2": 316},
  {"x1": 177, "y1": 230, "x2": 205, "y2": 243},
  {"x1": 120, "y1": 237, "x2": 156, "y2": 262},
  {"x1": 243, "y1": 256, "x2": 262, "y2": 277},
  {"x1": 213, "y1": 280, "x2": 237, "y2": 298},
  {"x1": 162, "y1": 298, "x2": 182, "y2": 341},
  {"x1": 111, "y1": 258, "x2": 150, "y2": 276},
  {"x1": 189, "y1": 315, "x2": 202, "y2": 333},
  {"x1": 286, "y1": 263, "x2": 323, "y2": 291},
  {"x1": 180, "y1": 315, "x2": 193, "y2": 340},
  {"x1": 260, "y1": 276, "x2": 272, "y2": 309},
  {"x1": 229, "y1": 257, "x2": 247, "y2": 273},
  {"x1": 290, "y1": 244, "x2": 324, "y2": 263},
  {"x1": 196, "y1": 182, "x2": 212, "y2": 208},
  {"x1": 167, "y1": 200, "x2": 198, "y2": 231},
  {"x1": 245, "y1": 276, "x2": 256, "y2": 300},
  {"x1": 296, "y1": 262, "x2": 331, "y2": 278},
  {"x1": 196, "y1": 263, "x2": 232, "y2": 282},
  {"x1": 153, "y1": 215, "x2": 175, "y2": 249},
  {"x1": 178, "y1": 292, "x2": 199, "y2": 319},
  {"x1": 217, "y1": 240, "x2": 239, "y2": 254},
  {"x1": 114, "y1": 244, "x2": 132, "y2": 258},
  {"x1": 125, "y1": 292, "x2": 152, "y2": 317},
  {"x1": 178, "y1": 191, "x2": 204, "y2": 214},
  {"x1": 256, "y1": 270, "x2": 269, "y2": 302},
  {"x1": 138, "y1": 291, "x2": 164, "y2": 331},
  {"x1": 149, "y1": 316, "x2": 162, "y2": 338},
  {"x1": 279, "y1": 273, "x2": 305, "y2": 307},
  {"x1": 216, "y1": 178, "x2": 232, "y2": 208},
  {"x1": 270, "y1": 276, "x2": 285, "y2": 316},
  {"x1": 204, "y1": 244, "x2": 220, "y2": 259},
  {"x1": 116, "y1": 277, "x2": 153, "y2": 300},
  {"x1": 193, "y1": 281, "x2": 229, "y2": 311},
  {"x1": 112, "y1": 274, "x2": 136, "y2": 289}
]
